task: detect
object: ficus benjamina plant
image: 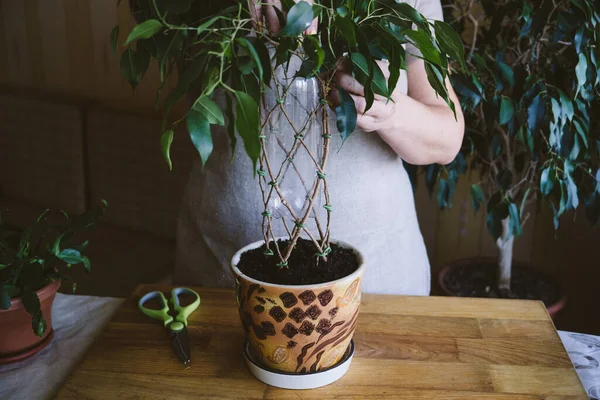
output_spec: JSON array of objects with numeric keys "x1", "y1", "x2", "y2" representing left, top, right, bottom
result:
[
  {"x1": 421, "y1": 0, "x2": 600, "y2": 291},
  {"x1": 115, "y1": 0, "x2": 465, "y2": 267},
  {"x1": 0, "y1": 201, "x2": 107, "y2": 336}
]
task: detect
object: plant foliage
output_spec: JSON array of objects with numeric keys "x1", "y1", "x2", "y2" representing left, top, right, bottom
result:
[
  {"x1": 0, "y1": 201, "x2": 107, "y2": 336},
  {"x1": 426, "y1": 0, "x2": 600, "y2": 245},
  {"x1": 119, "y1": 0, "x2": 464, "y2": 166},
  {"x1": 117, "y1": 0, "x2": 465, "y2": 266}
]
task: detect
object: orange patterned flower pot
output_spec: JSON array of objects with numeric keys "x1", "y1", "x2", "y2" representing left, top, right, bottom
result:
[{"x1": 231, "y1": 239, "x2": 364, "y2": 374}]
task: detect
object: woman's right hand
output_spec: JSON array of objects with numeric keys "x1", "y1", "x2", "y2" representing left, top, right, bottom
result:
[{"x1": 248, "y1": 0, "x2": 318, "y2": 34}]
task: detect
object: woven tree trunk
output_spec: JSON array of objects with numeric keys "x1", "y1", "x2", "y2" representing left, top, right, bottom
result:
[{"x1": 257, "y1": 54, "x2": 333, "y2": 267}]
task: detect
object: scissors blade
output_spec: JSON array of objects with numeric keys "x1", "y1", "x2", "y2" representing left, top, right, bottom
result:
[{"x1": 168, "y1": 325, "x2": 192, "y2": 364}]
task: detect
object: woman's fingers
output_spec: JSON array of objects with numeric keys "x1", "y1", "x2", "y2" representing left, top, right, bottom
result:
[
  {"x1": 248, "y1": 0, "x2": 263, "y2": 31},
  {"x1": 264, "y1": 0, "x2": 283, "y2": 33},
  {"x1": 248, "y1": 0, "x2": 283, "y2": 33},
  {"x1": 249, "y1": 0, "x2": 316, "y2": 34},
  {"x1": 335, "y1": 72, "x2": 365, "y2": 97}
]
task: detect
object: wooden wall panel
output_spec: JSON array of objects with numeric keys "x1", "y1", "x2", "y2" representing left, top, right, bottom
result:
[
  {"x1": 0, "y1": 2, "x2": 7, "y2": 83},
  {"x1": 23, "y1": 1, "x2": 44, "y2": 86},
  {"x1": 38, "y1": 0, "x2": 70, "y2": 90},
  {"x1": 2, "y1": 1, "x2": 30, "y2": 85},
  {"x1": 63, "y1": 0, "x2": 96, "y2": 96}
]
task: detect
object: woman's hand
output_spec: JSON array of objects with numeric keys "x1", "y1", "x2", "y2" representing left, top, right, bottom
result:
[
  {"x1": 248, "y1": 0, "x2": 318, "y2": 34},
  {"x1": 329, "y1": 60, "x2": 399, "y2": 134},
  {"x1": 329, "y1": 58, "x2": 465, "y2": 166}
]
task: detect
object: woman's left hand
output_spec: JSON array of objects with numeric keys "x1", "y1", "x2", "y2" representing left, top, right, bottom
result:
[
  {"x1": 328, "y1": 57, "x2": 465, "y2": 166},
  {"x1": 328, "y1": 60, "x2": 398, "y2": 134}
]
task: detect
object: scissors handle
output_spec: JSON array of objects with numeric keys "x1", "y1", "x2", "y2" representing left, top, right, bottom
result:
[
  {"x1": 170, "y1": 287, "x2": 201, "y2": 327},
  {"x1": 138, "y1": 291, "x2": 173, "y2": 327}
]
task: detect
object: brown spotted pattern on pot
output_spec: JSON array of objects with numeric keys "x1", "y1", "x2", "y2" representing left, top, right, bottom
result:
[{"x1": 232, "y1": 240, "x2": 364, "y2": 374}]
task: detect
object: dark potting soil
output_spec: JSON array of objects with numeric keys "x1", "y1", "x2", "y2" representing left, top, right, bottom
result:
[
  {"x1": 443, "y1": 262, "x2": 561, "y2": 307},
  {"x1": 237, "y1": 238, "x2": 359, "y2": 285}
]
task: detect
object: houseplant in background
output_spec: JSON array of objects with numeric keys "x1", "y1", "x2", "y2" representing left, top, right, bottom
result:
[
  {"x1": 0, "y1": 200, "x2": 106, "y2": 364},
  {"x1": 427, "y1": 0, "x2": 600, "y2": 316},
  {"x1": 116, "y1": 0, "x2": 464, "y2": 386}
]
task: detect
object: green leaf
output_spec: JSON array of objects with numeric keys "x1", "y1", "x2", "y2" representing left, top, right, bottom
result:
[
  {"x1": 375, "y1": 29, "x2": 402, "y2": 98},
  {"x1": 335, "y1": 16, "x2": 357, "y2": 48},
  {"x1": 424, "y1": 63, "x2": 455, "y2": 117},
  {"x1": 197, "y1": 15, "x2": 227, "y2": 33},
  {"x1": 234, "y1": 91, "x2": 260, "y2": 169},
  {"x1": 471, "y1": 184, "x2": 485, "y2": 213},
  {"x1": 574, "y1": 27, "x2": 585, "y2": 53},
  {"x1": 82, "y1": 256, "x2": 91, "y2": 272},
  {"x1": 186, "y1": 110, "x2": 213, "y2": 166},
  {"x1": 237, "y1": 38, "x2": 264, "y2": 83},
  {"x1": 160, "y1": 130, "x2": 174, "y2": 171},
  {"x1": 22, "y1": 287, "x2": 40, "y2": 316},
  {"x1": 281, "y1": 1, "x2": 315, "y2": 36},
  {"x1": 156, "y1": 31, "x2": 184, "y2": 80},
  {"x1": 499, "y1": 96, "x2": 515, "y2": 125},
  {"x1": 58, "y1": 248, "x2": 82, "y2": 265},
  {"x1": 193, "y1": 96, "x2": 224, "y2": 126},
  {"x1": 496, "y1": 61, "x2": 515, "y2": 89},
  {"x1": 163, "y1": 56, "x2": 207, "y2": 122},
  {"x1": 351, "y1": 52, "x2": 387, "y2": 97},
  {"x1": 225, "y1": 93, "x2": 237, "y2": 163},
  {"x1": 236, "y1": 56, "x2": 255, "y2": 75},
  {"x1": 120, "y1": 48, "x2": 139, "y2": 89},
  {"x1": 437, "y1": 179, "x2": 450, "y2": 209},
  {"x1": 248, "y1": 38, "x2": 272, "y2": 85},
  {"x1": 336, "y1": 5, "x2": 349, "y2": 17},
  {"x1": 297, "y1": 35, "x2": 324, "y2": 77},
  {"x1": 433, "y1": 21, "x2": 466, "y2": 70},
  {"x1": 335, "y1": 87, "x2": 358, "y2": 144},
  {"x1": 405, "y1": 30, "x2": 442, "y2": 66},
  {"x1": 0, "y1": 286, "x2": 11, "y2": 309},
  {"x1": 575, "y1": 53, "x2": 588, "y2": 96},
  {"x1": 378, "y1": 0, "x2": 426, "y2": 29},
  {"x1": 527, "y1": 93, "x2": 545, "y2": 132},
  {"x1": 124, "y1": 19, "x2": 162, "y2": 46},
  {"x1": 540, "y1": 167, "x2": 554, "y2": 196},
  {"x1": 110, "y1": 25, "x2": 120, "y2": 54},
  {"x1": 558, "y1": 89, "x2": 574, "y2": 121},
  {"x1": 31, "y1": 311, "x2": 46, "y2": 337},
  {"x1": 508, "y1": 203, "x2": 523, "y2": 236}
]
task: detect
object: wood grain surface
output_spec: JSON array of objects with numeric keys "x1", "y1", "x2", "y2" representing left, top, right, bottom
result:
[{"x1": 57, "y1": 284, "x2": 586, "y2": 399}]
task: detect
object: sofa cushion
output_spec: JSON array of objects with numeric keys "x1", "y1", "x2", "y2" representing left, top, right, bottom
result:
[{"x1": 0, "y1": 93, "x2": 85, "y2": 213}]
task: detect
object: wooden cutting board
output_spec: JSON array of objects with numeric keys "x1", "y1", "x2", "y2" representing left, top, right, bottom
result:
[{"x1": 57, "y1": 284, "x2": 586, "y2": 399}]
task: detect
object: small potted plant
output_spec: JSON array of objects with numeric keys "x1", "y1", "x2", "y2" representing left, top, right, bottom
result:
[
  {"x1": 116, "y1": 0, "x2": 464, "y2": 387},
  {"x1": 0, "y1": 200, "x2": 106, "y2": 364},
  {"x1": 427, "y1": 0, "x2": 600, "y2": 316}
]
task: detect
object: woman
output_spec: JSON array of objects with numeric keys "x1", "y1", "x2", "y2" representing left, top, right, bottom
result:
[{"x1": 174, "y1": 0, "x2": 464, "y2": 295}]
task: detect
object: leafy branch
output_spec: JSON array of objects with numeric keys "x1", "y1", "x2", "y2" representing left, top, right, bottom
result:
[{"x1": 118, "y1": 0, "x2": 465, "y2": 267}]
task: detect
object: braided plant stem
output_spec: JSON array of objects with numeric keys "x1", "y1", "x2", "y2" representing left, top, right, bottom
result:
[{"x1": 258, "y1": 72, "x2": 333, "y2": 267}]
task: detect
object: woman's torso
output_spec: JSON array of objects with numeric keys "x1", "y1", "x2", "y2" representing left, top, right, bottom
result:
[{"x1": 175, "y1": 61, "x2": 431, "y2": 295}]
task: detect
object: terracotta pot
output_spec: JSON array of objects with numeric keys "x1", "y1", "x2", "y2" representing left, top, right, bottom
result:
[
  {"x1": 231, "y1": 239, "x2": 364, "y2": 374},
  {"x1": 0, "y1": 280, "x2": 61, "y2": 362},
  {"x1": 437, "y1": 258, "x2": 568, "y2": 319}
]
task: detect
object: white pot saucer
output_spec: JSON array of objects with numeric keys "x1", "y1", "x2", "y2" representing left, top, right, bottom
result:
[{"x1": 243, "y1": 339, "x2": 355, "y2": 390}]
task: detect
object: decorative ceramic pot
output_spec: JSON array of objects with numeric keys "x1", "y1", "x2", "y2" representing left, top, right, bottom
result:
[{"x1": 231, "y1": 239, "x2": 364, "y2": 374}]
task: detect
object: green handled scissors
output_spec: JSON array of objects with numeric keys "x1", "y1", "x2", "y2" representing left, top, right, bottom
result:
[{"x1": 138, "y1": 287, "x2": 200, "y2": 364}]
